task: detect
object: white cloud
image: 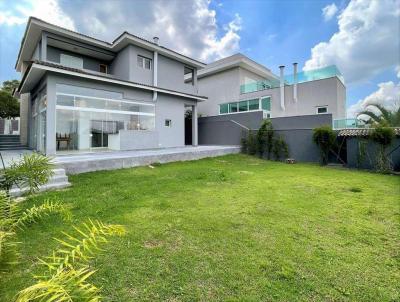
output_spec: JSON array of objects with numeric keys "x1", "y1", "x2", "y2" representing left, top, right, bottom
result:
[
  {"x1": 305, "y1": 0, "x2": 400, "y2": 84},
  {"x1": 322, "y1": 3, "x2": 338, "y2": 21},
  {"x1": 0, "y1": 0, "x2": 75, "y2": 30},
  {"x1": 57, "y1": 0, "x2": 241, "y2": 62},
  {"x1": 347, "y1": 81, "x2": 400, "y2": 118}
]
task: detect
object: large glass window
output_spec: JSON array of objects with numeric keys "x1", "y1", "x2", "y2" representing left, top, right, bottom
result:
[
  {"x1": 248, "y1": 99, "x2": 259, "y2": 111},
  {"x1": 56, "y1": 84, "x2": 155, "y2": 153},
  {"x1": 229, "y1": 103, "x2": 238, "y2": 113},
  {"x1": 219, "y1": 103, "x2": 228, "y2": 114},
  {"x1": 261, "y1": 97, "x2": 271, "y2": 111},
  {"x1": 219, "y1": 97, "x2": 271, "y2": 116}
]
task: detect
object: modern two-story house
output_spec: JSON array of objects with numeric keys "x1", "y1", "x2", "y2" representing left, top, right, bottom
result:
[
  {"x1": 15, "y1": 17, "x2": 206, "y2": 155},
  {"x1": 14, "y1": 18, "x2": 347, "y2": 156}
]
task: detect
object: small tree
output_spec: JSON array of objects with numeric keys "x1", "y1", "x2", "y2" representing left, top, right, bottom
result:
[
  {"x1": 0, "y1": 91, "x2": 19, "y2": 119},
  {"x1": 272, "y1": 135, "x2": 289, "y2": 161},
  {"x1": 370, "y1": 126, "x2": 395, "y2": 172},
  {"x1": 255, "y1": 119, "x2": 274, "y2": 159},
  {"x1": 312, "y1": 126, "x2": 336, "y2": 165}
]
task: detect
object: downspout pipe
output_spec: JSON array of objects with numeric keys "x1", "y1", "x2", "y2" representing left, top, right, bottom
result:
[
  {"x1": 279, "y1": 65, "x2": 285, "y2": 110},
  {"x1": 153, "y1": 49, "x2": 158, "y2": 101},
  {"x1": 293, "y1": 62, "x2": 298, "y2": 103}
]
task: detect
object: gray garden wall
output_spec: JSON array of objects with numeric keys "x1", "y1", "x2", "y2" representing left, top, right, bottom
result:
[
  {"x1": 346, "y1": 137, "x2": 400, "y2": 171},
  {"x1": 198, "y1": 112, "x2": 332, "y2": 162}
]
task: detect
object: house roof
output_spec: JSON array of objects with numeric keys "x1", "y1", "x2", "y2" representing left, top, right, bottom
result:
[
  {"x1": 197, "y1": 53, "x2": 278, "y2": 80},
  {"x1": 337, "y1": 128, "x2": 400, "y2": 137},
  {"x1": 18, "y1": 60, "x2": 208, "y2": 101},
  {"x1": 16, "y1": 17, "x2": 206, "y2": 71}
]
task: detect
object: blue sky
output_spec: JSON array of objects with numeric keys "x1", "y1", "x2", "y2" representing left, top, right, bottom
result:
[{"x1": 0, "y1": 0, "x2": 399, "y2": 116}]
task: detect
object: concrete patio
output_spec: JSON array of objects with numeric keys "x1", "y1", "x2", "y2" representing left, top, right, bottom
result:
[{"x1": 54, "y1": 145, "x2": 241, "y2": 174}]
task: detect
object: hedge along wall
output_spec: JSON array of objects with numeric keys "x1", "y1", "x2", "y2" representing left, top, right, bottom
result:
[{"x1": 346, "y1": 137, "x2": 400, "y2": 171}]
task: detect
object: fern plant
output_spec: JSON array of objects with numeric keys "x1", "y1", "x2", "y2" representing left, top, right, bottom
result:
[
  {"x1": 16, "y1": 220, "x2": 126, "y2": 302},
  {"x1": 0, "y1": 191, "x2": 71, "y2": 271},
  {"x1": 0, "y1": 153, "x2": 54, "y2": 195}
]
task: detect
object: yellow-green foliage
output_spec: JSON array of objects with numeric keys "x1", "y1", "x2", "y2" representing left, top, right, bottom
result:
[
  {"x1": 0, "y1": 191, "x2": 71, "y2": 270},
  {"x1": 16, "y1": 220, "x2": 125, "y2": 302}
]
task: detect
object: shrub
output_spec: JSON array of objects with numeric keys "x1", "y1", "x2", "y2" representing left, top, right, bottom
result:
[
  {"x1": 312, "y1": 126, "x2": 336, "y2": 165},
  {"x1": 0, "y1": 153, "x2": 54, "y2": 195},
  {"x1": 272, "y1": 135, "x2": 289, "y2": 161},
  {"x1": 256, "y1": 119, "x2": 274, "y2": 158},
  {"x1": 370, "y1": 126, "x2": 395, "y2": 146},
  {"x1": 370, "y1": 126, "x2": 395, "y2": 172},
  {"x1": 247, "y1": 131, "x2": 257, "y2": 155}
]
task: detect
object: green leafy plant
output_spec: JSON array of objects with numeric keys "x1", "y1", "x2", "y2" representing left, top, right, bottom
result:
[
  {"x1": 357, "y1": 103, "x2": 400, "y2": 127},
  {"x1": 256, "y1": 119, "x2": 274, "y2": 159},
  {"x1": 246, "y1": 131, "x2": 257, "y2": 156},
  {"x1": 312, "y1": 126, "x2": 336, "y2": 165},
  {"x1": 370, "y1": 126, "x2": 395, "y2": 172},
  {"x1": 0, "y1": 191, "x2": 71, "y2": 271},
  {"x1": 272, "y1": 135, "x2": 289, "y2": 161},
  {"x1": 16, "y1": 220, "x2": 126, "y2": 302},
  {"x1": 0, "y1": 153, "x2": 54, "y2": 195}
]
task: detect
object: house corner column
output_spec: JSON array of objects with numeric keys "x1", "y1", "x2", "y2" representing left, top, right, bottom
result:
[
  {"x1": 45, "y1": 77, "x2": 56, "y2": 155},
  {"x1": 192, "y1": 104, "x2": 198, "y2": 146}
]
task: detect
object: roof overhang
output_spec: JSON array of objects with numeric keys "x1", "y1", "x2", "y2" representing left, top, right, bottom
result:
[
  {"x1": 198, "y1": 54, "x2": 278, "y2": 80},
  {"x1": 19, "y1": 62, "x2": 207, "y2": 102},
  {"x1": 16, "y1": 17, "x2": 206, "y2": 72},
  {"x1": 112, "y1": 33, "x2": 206, "y2": 68}
]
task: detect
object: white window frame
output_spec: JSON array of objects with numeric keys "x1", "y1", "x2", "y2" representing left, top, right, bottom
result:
[
  {"x1": 137, "y1": 55, "x2": 152, "y2": 70},
  {"x1": 316, "y1": 106, "x2": 328, "y2": 114},
  {"x1": 218, "y1": 96, "x2": 272, "y2": 117},
  {"x1": 60, "y1": 54, "x2": 83, "y2": 69}
]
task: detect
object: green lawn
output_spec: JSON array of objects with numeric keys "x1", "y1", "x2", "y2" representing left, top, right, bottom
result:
[{"x1": 1, "y1": 154, "x2": 399, "y2": 301}]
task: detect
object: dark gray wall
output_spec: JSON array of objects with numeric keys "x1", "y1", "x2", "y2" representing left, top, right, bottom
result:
[
  {"x1": 199, "y1": 111, "x2": 264, "y2": 145},
  {"x1": 199, "y1": 112, "x2": 332, "y2": 162},
  {"x1": 346, "y1": 137, "x2": 400, "y2": 171}
]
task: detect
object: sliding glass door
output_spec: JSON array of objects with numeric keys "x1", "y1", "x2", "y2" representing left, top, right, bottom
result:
[{"x1": 55, "y1": 84, "x2": 155, "y2": 153}]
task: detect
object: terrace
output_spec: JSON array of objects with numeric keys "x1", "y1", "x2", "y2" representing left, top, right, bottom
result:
[{"x1": 240, "y1": 65, "x2": 344, "y2": 94}]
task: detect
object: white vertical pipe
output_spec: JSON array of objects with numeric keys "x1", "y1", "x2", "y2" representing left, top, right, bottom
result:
[
  {"x1": 293, "y1": 62, "x2": 298, "y2": 102},
  {"x1": 279, "y1": 65, "x2": 285, "y2": 110},
  {"x1": 152, "y1": 50, "x2": 158, "y2": 101}
]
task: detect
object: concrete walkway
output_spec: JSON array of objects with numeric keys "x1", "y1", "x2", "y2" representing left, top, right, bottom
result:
[{"x1": 55, "y1": 145, "x2": 240, "y2": 174}]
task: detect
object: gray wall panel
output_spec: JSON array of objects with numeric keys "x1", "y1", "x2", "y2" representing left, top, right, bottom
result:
[{"x1": 346, "y1": 137, "x2": 400, "y2": 171}]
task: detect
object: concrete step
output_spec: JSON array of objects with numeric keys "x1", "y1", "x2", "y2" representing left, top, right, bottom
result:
[
  {"x1": 0, "y1": 146, "x2": 27, "y2": 150},
  {"x1": 9, "y1": 167, "x2": 71, "y2": 197}
]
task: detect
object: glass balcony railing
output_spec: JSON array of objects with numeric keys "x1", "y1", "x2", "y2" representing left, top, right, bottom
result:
[
  {"x1": 332, "y1": 118, "x2": 367, "y2": 130},
  {"x1": 240, "y1": 65, "x2": 344, "y2": 94}
]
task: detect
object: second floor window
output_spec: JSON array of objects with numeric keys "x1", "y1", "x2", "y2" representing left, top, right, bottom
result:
[
  {"x1": 60, "y1": 54, "x2": 83, "y2": 69},
  {"x1": 137, "y1": 55, "x2": 152, "y2": 70}
]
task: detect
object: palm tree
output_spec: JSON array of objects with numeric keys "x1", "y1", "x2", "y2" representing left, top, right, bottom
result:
[{"x1": 357, "y1": 104, "x2": 400, "y2": 127}]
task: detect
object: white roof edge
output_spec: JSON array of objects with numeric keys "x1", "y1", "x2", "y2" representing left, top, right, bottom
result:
[
  {"x1": 16, "y1": 18, "x2": 206, "y2": 71},
  {"x1": 22, "y1": 63, "x2": 207, "y2": 101},
  {"x1": 112, "y1": 33, "x2": 206, "y2": 68},
  {"x1": 198, "y1": 55, "x2": 278, "y2": 79}
]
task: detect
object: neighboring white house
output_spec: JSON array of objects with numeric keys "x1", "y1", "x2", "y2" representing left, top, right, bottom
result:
[{"x1": 196, "y1": 53, "x2": 346, "y2": 120}]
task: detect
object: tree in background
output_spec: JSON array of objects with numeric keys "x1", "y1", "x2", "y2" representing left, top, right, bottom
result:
[
  {"x1": 357, "y1": 103, "x2": 400, "y2": 127},
  {"x1": 0, "y1": 80, "x2": 20, "y2": 118}
]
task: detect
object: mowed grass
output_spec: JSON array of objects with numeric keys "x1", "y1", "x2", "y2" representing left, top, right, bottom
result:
[{"x1": 1, "y1": 154, "x2": 399, "y2": 301}]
